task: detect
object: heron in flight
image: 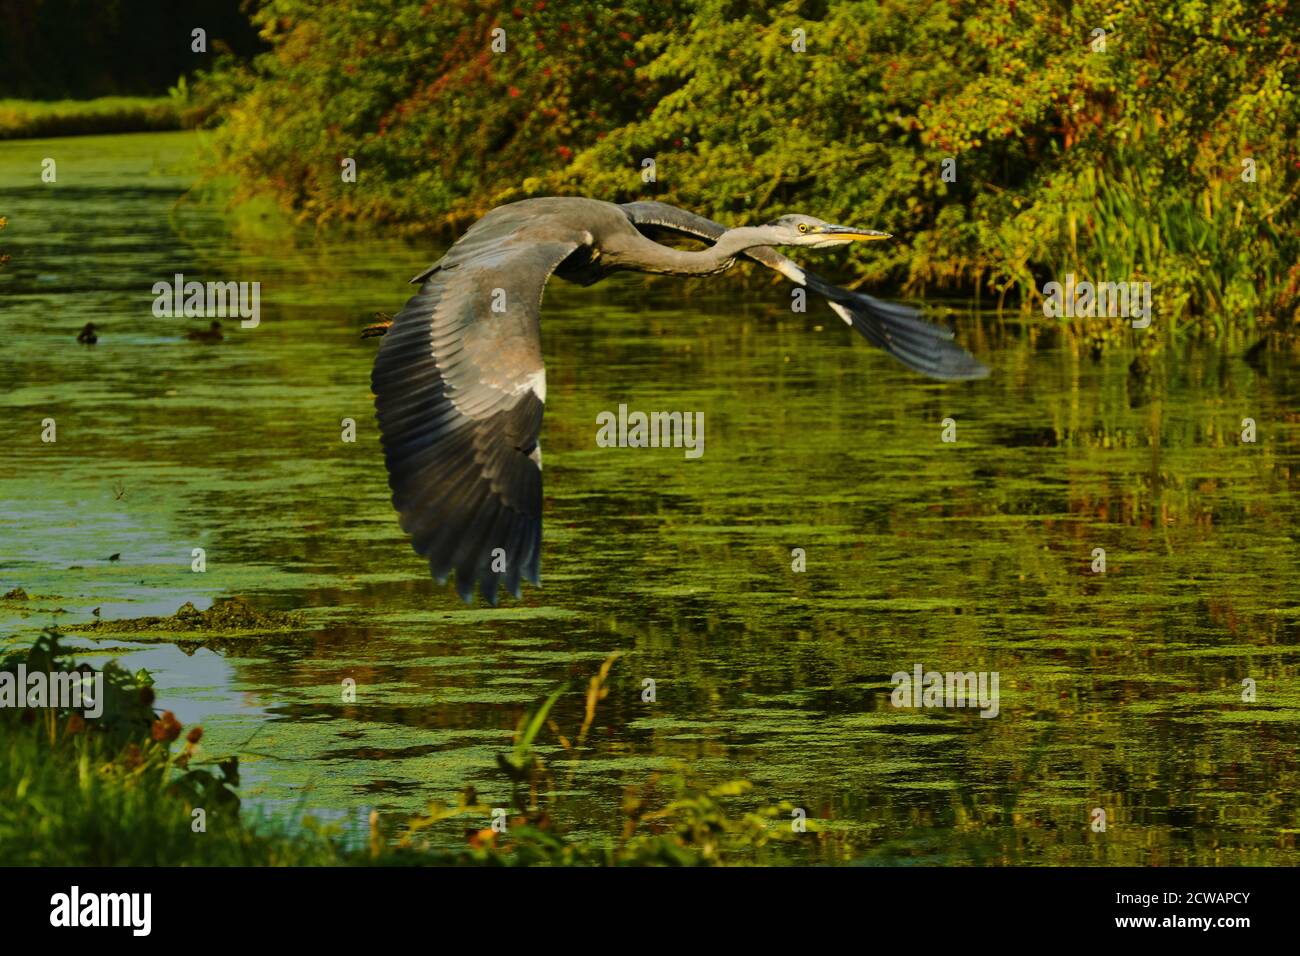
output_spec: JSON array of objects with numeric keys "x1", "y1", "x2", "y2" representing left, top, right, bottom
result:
[{"x1": 370, "y1": 197, "x2": 987, "y2": 605}]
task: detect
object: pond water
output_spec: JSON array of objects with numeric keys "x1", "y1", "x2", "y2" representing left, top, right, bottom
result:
[{"x1": 1, "y1": 131, "x2": 1296, "y2": 864}]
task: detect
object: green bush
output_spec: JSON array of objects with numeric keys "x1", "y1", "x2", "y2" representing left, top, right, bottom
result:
[
  {"x1": 0, "y1": 632, "x2": 296, "y2": 864},
  {"x1": 197, "y1": 0, "x2": 687, "y2": 232},
  {"x1": 182, "y1": 0, "x2": 1299, "y2": 335}
]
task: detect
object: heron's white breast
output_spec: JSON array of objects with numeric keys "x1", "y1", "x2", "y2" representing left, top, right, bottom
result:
[{"x1": 524, "y1": 368, "x2": 547, "y2": 402}]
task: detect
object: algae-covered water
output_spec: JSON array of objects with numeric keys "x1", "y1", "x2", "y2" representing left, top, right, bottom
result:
[{"x1": 1, "y1": 131, "x2": 1297, "y2": 864}]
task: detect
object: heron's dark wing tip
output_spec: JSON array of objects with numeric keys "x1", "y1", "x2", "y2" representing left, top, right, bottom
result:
[
  {"x1": 835, "y1": 294, "x2": 990, "y2": 382},
  {"x1": 443, "y1": 553, "x2": 535, "y2": 607},
  {"x1": 455, "y1": 573, "x2": 477, "y2": 605},
  {"x1": 413, "y1": 508, "x2": 539, "y2": 606}
]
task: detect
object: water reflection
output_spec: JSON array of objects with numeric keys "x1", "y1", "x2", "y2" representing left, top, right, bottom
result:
[{"x1": 1, "y1": 132, "x2": 1297, "y2": 864}]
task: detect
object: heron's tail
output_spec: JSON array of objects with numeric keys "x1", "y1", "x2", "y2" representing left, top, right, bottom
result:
[
  {"x1": 742, "y1": 245, "x2": 989, "y2": 381},
  {"x1": 827, "y1": 291, "x2": 989, "y2": 381}
]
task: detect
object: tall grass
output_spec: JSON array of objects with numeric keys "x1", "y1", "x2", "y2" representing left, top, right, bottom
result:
[
  {"x1": 0, "y1": 733, "x2": 346, "y2": 866},
  {"x1": 0, "y1": 631, "x2": 341, "y2": 865},
  {"x1": 0, "y1": 635, "x2": 809, "y2": 866},
  {"x1": 0, "y1": 97, "x2": 186, "y2": 140},
  {"x1": 991, "y1": 121, "x2": 1299, "y2": 341}
]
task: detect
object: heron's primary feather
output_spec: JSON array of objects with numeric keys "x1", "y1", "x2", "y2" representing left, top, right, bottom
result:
[
  {"x1": 372, "y1": 203, "x2": 586, "y2": 604},
  {"x1": 619, "y1": 201, "x2": 988, "y2": 381}
]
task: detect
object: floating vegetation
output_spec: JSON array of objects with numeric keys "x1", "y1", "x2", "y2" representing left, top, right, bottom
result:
[{"x1": 66, "y1": 597, "x2": 307, "y2": 638}]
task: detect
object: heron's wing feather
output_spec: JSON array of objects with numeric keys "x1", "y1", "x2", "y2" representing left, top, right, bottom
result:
[
  {"x1": 620, "y1": 201, "x2": 987, "y2": 380},
  {"x1": 373, "y1": 213, "x2": 582, "y2": 604}
]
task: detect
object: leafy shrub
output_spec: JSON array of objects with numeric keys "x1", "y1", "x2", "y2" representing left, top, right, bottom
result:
[
  {"x1": 195, "y1": 0, "x2": 1298, "y2": 338},
  {"x1": 198, "y1": 0, "x2": 688, "y2": 232}
]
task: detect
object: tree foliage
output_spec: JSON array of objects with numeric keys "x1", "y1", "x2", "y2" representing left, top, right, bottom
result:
[
  {"x1": 201, "y1": 0, "x2": 685, "y2": 232},
  {"x1": 197, "y1": 0, "x2": 1299, "y2": 332}
]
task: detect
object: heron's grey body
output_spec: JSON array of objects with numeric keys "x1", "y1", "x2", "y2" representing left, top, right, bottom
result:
[{"x1": 371, "y1": 197, "x2": 986, "y2": 605}]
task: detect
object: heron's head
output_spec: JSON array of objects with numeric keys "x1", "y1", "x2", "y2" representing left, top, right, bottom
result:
[{"x1": 760, "y1": 214, "x2": 891, "y2": 249}]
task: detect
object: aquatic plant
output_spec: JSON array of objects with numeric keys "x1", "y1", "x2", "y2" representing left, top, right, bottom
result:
[
  {"x1": 0, "y1": 639, "x2": 804, "y2": 865},
  {"x1": 64, "y1": 597, "x2": 307, "y2": 637},
  {"x1": 395, "y1": 654, "x2": 813, "y2": 865}
]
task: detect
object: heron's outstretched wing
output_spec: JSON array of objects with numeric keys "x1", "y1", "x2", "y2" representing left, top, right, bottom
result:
[
  {"x1": 372, "y1": 209, "x2": 582, "y2": 604},
  {"x1": 620, "y1": 201, "x2": 988, "y2": 380}
]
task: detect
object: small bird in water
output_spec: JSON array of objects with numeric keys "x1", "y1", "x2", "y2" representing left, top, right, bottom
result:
[
  {"x1": 77, "y1": 322, "x2": 98, "y2": 345},
  {"x1": 186, "y1": 320, "x2": 224, "y2": 342}
]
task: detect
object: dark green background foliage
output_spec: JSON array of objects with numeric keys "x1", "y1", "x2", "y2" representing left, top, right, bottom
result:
[
  {"x1": 192, "y1": 0, "x2": 1299, "y2": 334},
  {"x1": 0, "y1": 0, "x2": 263, "y2": 98}
]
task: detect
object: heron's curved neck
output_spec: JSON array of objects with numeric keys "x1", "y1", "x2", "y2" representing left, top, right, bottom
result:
[{"x1": 619, "y1": 226, "x2": 772, "y2": 277}]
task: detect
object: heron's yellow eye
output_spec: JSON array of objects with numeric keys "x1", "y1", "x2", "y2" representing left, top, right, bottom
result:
[{"x1": 798, "y1": 223, "x2": 808, "y2": 233}]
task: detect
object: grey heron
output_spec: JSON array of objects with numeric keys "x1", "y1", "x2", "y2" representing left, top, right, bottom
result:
[{"x1": 370, "y1": 197, "x2": 987, "y2": 605}]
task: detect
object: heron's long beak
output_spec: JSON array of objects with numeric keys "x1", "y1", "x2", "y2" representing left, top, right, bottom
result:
[{"x1": 819, "y1": 225, "x2": 892, "y2": 241}]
